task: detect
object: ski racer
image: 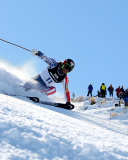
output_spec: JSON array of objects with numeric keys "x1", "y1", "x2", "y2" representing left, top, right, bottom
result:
[{"x1": 22, "y1": 49, "x2": 75, "y2": 109}]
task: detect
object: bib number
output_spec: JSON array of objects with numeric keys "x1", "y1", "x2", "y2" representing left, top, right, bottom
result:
[{"x1": 46, "y1": 77, "x2": 53, "y2": 84}]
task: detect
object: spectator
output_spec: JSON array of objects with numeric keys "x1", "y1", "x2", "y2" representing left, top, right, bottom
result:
[
  {"x1": 122, "y1": 93, "x2": 128, "y2": 106},
  {"x1": 72, "y1": 92, "x2": 75, "y2": 99},
  {"x1": 96, "y1": 90, "x2": 102, "y2": 97},
  {"x1": 107, "y1": 84, "x2": 114, "y2": 97},
  {"x1": 125, "y1": 88, "x2": 128, "y2": 98},
  {"x1": 120, "y1": 86, "x2": 124, "y2": 93},
  {"x1": 119, "y1": 86, "x2": 125, "y2": 99},
  {"x1": 115, "y1": 86, "x2": 121, "y2": 98},
  {"x1": 100, "y1": 83, "x2": 106, "y2": 98},
  {"x1": 87, "y1": 83, "x2": 93, "y2": 97}
]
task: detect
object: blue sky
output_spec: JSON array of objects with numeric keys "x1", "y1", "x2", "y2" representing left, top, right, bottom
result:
[{"x1": 0, "y1": 0, "x2": 128, "y2": 98}]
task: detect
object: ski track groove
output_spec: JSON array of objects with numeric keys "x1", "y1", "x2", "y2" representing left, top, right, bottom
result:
[
  {"x1": 2, "y1": 94, "x2": 128, "y2": 136},
  {"x1": 71, "y1": 111, "x2": 128, "y2": 136},
  {"x1": 16, "y1": 95, "x2": 128, "y2": 137}
]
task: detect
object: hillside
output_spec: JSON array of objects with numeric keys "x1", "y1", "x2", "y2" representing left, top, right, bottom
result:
[{"x1": 0, "y1": 61, "x2": 128, "y2": 160}]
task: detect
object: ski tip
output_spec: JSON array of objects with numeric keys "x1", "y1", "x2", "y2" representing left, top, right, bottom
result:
[
  {"x1": 56, "y1": 103, "x2": 74, "y2": 110},
  {"x1": 28, "y1": 97, "x2": 39, "y2": 103}
]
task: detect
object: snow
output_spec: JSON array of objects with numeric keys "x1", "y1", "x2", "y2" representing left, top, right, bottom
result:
[{"x1": 0, "y1": 61, "x2": 128, "y2": 160}]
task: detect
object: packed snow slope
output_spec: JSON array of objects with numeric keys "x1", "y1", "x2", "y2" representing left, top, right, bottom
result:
[{"x1": 0, "y1": 60, "x2": 128, "y2": 160}]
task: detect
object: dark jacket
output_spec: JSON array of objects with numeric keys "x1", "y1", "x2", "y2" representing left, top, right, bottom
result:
[
  {"x1": 108, "y1": 86, "x2": 114, "y2": 92},
  {"x1": 120, "y1": 87, "x2": 124, "y2": 93},
  {"x1": 125, "y1": 88, "x2": 128, "y2": 96},
  {"x1": 88, "y1": 85, "x2": 93, "y2": 92},
  {"x1": 122, "y1": 93, "x2": 128, "y2": 102}
]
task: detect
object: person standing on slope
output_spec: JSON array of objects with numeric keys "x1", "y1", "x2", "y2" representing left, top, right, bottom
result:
[
  {"x1": 107, "y1": 84, "x2": 114, "y2": 97},
  {"x1": 100, "y1": 83, "x2": 106, "y2": 98},
  {"x1": 115, "y1": 86, "x2": 121, "y2": 98},
  {"x1": 22, "y1": 49, "x2": 75, "y2": 109},
  {"x1": 87, "y1": 83, "x2": 93, "y2": 97}
]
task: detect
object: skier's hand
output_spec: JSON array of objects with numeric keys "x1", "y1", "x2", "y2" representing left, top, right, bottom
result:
[
  {"x1": 66, "y1": 102, "x2": 74, "y2": 109},
  {"x1": 31, "y1": 49, "x2": 39, "y2": 56}
]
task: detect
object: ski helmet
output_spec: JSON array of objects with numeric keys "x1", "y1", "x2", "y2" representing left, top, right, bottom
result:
[{"x1": 61, "y1": 59, "x2": 75, "y2": 72}]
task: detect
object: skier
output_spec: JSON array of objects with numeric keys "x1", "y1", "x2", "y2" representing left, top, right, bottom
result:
[{"x1": 22, "y1": 49, "x2": 75, "y2": 109}]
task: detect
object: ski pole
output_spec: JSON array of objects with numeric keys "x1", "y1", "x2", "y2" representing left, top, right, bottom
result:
[{"x1": 0, "y1": 38, "x2": 31, "y2": 52}]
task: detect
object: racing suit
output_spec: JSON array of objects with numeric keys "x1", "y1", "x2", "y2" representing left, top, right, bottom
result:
[{"x1": 23, "y1": 51, "x2": 70, "y2": 103}]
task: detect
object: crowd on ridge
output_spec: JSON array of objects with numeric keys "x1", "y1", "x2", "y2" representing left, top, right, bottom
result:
[{"x1": 87, "y1": 83, "x2": 128, "y2": 99}]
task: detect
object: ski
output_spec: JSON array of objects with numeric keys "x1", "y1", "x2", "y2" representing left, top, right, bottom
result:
[
  {"x1": 4, "y1": 94, "x2": 74, "y2": 110},
  {"x1": 27, "y1": 96, "x2": 74, "y2": 110}
]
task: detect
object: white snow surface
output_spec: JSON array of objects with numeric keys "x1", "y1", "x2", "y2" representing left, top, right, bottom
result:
[{"x1": 0, "y1": 61, "x2": 128, "y2": 160}]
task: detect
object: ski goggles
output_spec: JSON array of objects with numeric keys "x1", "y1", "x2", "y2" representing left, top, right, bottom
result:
[{"x1": 62, "y1": 63, "x2": 73, "y2": 72}]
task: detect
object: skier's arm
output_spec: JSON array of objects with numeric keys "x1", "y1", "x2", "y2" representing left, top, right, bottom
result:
[
  {"x1": 62, "y1": 76, "x2": 70, "y2": 103},
  {"x1": 31, "y1": 49, "x2": 57, "y2": 66}
]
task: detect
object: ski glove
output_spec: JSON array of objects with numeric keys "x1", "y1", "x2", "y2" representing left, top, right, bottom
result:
[
  {"x1": 31, "y1": 49, "x2": 39, "y2": 56},
  {"x1": 66, "y1": 102, "x2": 74, "y2": 109}
]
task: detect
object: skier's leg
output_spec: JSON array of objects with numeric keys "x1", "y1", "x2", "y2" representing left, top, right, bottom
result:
[
  {"x1": 22, "y1": 82, "x2": 33, "y2": 91},
  {"x1": 22, "y1": 74, "x2": 46, "y2": 91},
  {"x1": 41, "y1": 86, "x2": 56, "y2": 96},
  {"x1": 22, "y1": 74, "x2": 56, "y2": 96},
  {"x1": 32, "y1": 74, "x2": 56, "y2": 95},
  {"x1": 32, "y1": 74, "x2": 47, "y2": 86}
]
